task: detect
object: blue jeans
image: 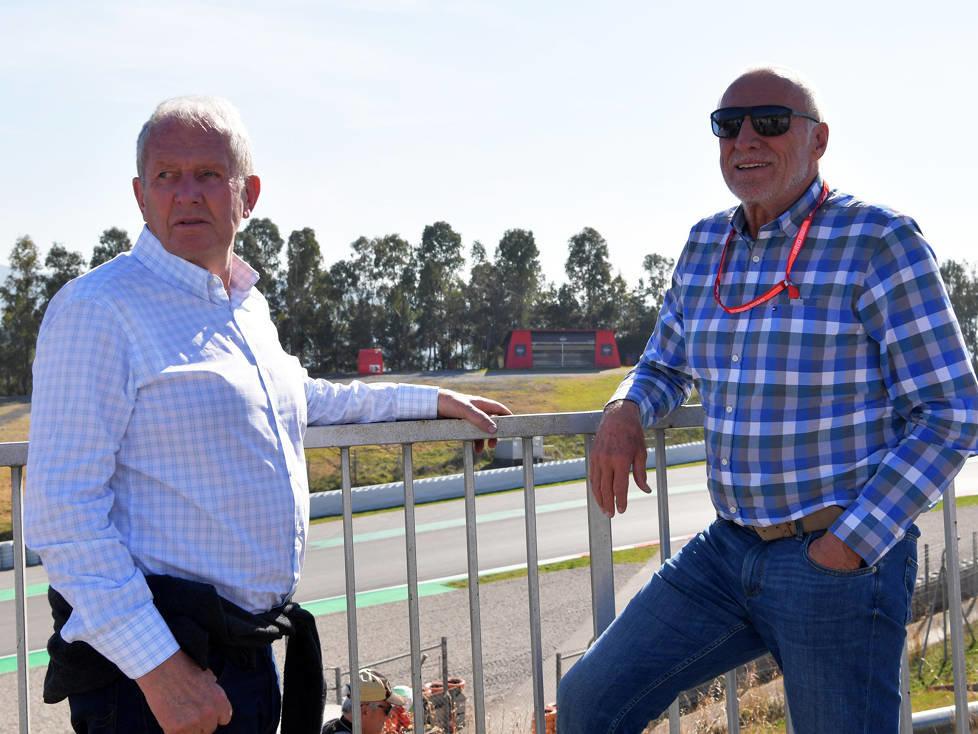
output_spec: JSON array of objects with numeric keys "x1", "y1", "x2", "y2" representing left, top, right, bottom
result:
[
  {"x1": 557, "y1": 518, "x2": 918, "y2": 734},
  {"x1": 67, "y1": 645, "x2": 281, "y2": 733}
]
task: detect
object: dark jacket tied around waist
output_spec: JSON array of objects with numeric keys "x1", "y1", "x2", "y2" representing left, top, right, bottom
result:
[{"x1": 45, "y1": 574, "x2": 326, "y2": 734}]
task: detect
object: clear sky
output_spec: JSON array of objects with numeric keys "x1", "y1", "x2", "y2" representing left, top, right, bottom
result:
[{"x1": 1, "y1": 0, "x2": 975, "y2": 287}]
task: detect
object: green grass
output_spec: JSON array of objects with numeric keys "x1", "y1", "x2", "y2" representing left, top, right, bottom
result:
[
  {"x1": 443, "y1": 543, "x2": 659, "y2": 588},
  {"x1": 929, "y1": 494, "x2": 978, "y2": 513},
  {"x1": 908, "y1": 635, "x2": 978, "y2": 711}
]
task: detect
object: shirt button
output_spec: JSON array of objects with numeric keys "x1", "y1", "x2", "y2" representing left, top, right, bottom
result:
[
  {"x1": 726, "y1": 405, "x2": 733, "y2": 413},
  {"x1": 721, "y1": 458, "x2": 729, "y2": 466},
  {"x1": 728, "y1": 505, "x2": 737, "y2": 513},
  {"x1": 731, "y1": 354, "x2": 740, "y2": 363},
  {"x1": 752, "y1": 255, "x2": 760, "y2": 264}
]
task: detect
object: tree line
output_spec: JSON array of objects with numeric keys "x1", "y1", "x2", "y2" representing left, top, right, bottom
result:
[
  {"x1": 5, "y1": 221, "x2": 978, "y2": 398},
  {"x1": 0, "y1": 222, "x2": 676, "y2": 395}
]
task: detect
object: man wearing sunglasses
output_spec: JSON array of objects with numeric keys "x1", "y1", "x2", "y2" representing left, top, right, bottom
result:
[
  {"x1": 557, "y1": 68, "x2": 978, "y2": 733},
  {"x1": 322, "y1": 669, "x2": 405, "y2": 734}
]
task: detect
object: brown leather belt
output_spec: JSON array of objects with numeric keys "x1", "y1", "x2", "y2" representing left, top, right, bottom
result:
[{"x1": 747, "y1": 506, "x2": 844, "y2": 541}]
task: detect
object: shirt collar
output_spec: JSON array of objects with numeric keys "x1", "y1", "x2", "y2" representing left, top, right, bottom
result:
[
  {"x1": 730, "y1": 175, "x2": 825, "y2": 240},
  {"x1": 131, "y1": 226, "x2": 259, "y2": 303}
]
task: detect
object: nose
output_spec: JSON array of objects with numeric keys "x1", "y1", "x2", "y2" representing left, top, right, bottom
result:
[
  {"x1": 733, "y1": 115, "x2": 761, "y2": 148},
  {"x1": 173, "y1": 173, "x2": 202, "y2": 204}
]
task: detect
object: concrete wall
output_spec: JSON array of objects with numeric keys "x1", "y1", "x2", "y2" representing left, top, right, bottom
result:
[{"x1": 308, "y1": 441, "x2": 707, "y2": 518}]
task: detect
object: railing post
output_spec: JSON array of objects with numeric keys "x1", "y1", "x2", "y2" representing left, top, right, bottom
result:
[
  {"x1": 725, "y1": 670, "x2": 738, "y2": 733},
  {"x1": 441, "y1": 635, "x2": 449, "y2": 700},
  {"x1": 653, "y1": 428, "x2": 681, "y2": 734},
  {"x1": 401, "y1": 443, "x2": 424, "y2": 721},
  {"x1": 584, "y1": 434, "x2": 615, "y2": 638},
  {"x1": 522, "y1": 437, "x2": 547, "y2": 734},
  {"x1": 341, "y1": 447, "x2": 362, "y2": 734},
  {"x1": 462, "y1": 443, "x2": 488, "y2": 734},
  {"x1": 900, "y1": 641, "x2": 912, "y2": 733},
  {"x1": 12, "y1": 465, "x2": 30, "y2": 734},
  {"x1": 941, "y1": 479, "x2": 969, "y2": 734}
]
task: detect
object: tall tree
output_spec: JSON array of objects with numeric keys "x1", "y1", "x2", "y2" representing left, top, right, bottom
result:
[
  {"x1": 495, "y1": 228, "x2": 542, "y2": 330},
  {"x1": 281, "y1": 228, "x2": 323, "y2": 364},
  {"x1": 641, "y1": 253, "x2": 674, "y2": 312},
  {"x1": 90, "y1": 227, "x2": 131, "y2": 269},
  {"x1": 467, "y1": 242, "x2": 504, "y2": 368},
  {"x1": 304, "y1": 260, "x2": 353, "y2": 373},
  {"x1": 43, "y1": 243, "x2": 85, "y2": 303},
  {"x1": 235, "y1": 217, "x2": 285, "y2": 320},
  {"x1": 941, "y1": 258, "x2": 978, "y2": 370},
  {"x1": 611, "y1": 252, "x2": 676, "y2": 363},
  {"x1": 0, "y1": 236, "x2": 45, "y2": 394},
  {"x1": 533, "y1": 282, "x2": 582, "y2": 330},
  {"x1": 365, "y1": 234, "x2": 417, "y2": 370},
  {"x1": 565, "y1": 227, "x2": 613, "y2": 326},
  {"x1": 415, "y1": 222, "x2": 464, "y2": 370}
]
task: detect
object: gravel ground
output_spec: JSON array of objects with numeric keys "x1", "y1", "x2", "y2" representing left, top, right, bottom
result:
[{"x1": 0, "y1": 559, "x2": 654, "y2": 733}]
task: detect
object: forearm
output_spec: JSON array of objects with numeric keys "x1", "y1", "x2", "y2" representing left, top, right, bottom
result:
[
  {"x1": 833, "y1": 436, "x2": 971, "y2": 565},
  {"x1": 306, "y1": 378, "x2": 439, "y2": 424}
]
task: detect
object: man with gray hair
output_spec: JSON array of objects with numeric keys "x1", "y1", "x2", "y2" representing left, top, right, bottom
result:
[
  {"x1": 25, "y1": 95, "x2": 509, "y2": 734},
  {"x1": 557, "y1": 68, "x2": 978, "y2": 732}
]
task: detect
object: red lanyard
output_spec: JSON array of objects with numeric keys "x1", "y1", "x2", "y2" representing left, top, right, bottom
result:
[{"x1": 714, "y1": 182, "x2": 830, "y2": 314}]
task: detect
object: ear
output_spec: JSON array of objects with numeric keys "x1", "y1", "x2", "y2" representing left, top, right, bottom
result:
[
  {"x1": 813, "y1": 122, "x2": 829, "y2": 161},
  {"x1": 132, "y1": 177, "x2": 147, "y2": 219},
  {"x1": 242, "y1": 175, "x2": 261, "y2": 218}
]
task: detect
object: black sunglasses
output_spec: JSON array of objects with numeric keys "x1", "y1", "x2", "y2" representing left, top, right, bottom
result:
[{"x1": 711, "y1": 105, "x2": 820, "y2": 138}]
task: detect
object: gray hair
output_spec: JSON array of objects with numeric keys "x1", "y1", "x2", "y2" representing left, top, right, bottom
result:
[{"x1": 135, "y1": 95, "x2": 254, "y2": 181}]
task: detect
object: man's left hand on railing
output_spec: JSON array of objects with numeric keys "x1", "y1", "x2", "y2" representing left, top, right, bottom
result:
[
  {"x1": 589, "y1": 399, "x2": 653, "y2": 518},
  {"x1": 436, "y1": 389, "x2": 512, "y2": 453}
]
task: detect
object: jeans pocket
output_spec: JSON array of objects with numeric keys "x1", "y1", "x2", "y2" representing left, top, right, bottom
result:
[{"x1": 802, "y1": 531, "x2": 876, "y2": 577}]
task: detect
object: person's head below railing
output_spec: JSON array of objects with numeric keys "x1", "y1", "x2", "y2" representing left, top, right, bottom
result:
[
  {"x1": 560, "y1": 66, "x2": 978, "y2": 733},
  {"x1": 322, "y1": 669, "x2": 408, "y2": 734},
  {"x1": 23, "y1": 95, "x2": 511, "y2": 734}
]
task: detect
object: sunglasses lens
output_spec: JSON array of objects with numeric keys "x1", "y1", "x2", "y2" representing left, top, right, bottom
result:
[
  {"x1": 711, "y1": 111, "x2": 743, "y2": 138},
  {"x1": 751, "y1": 110, "x2": 791, "y2": 136}
]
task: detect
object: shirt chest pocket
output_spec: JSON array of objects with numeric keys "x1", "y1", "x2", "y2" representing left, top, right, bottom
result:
[
  {"x1": 684, "y1": 294, "x2": 868, "y2": 384},
  {"x1": 751, "y1": 300, "x2": 870, "y2": 381}
]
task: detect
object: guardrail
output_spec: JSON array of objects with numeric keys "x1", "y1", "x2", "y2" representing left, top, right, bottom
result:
[{"x1": 2, "y1": 406, "x2": 974, "y2": 733}]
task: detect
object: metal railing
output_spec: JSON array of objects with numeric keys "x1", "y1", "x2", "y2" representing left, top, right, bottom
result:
[{"x1": 2, "y1": 406, "x2": 975, "y2": 733}]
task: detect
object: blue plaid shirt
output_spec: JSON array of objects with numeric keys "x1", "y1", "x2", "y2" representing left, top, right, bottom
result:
[
  {"x1": 25, "y1": 228, "x2": 438, "y2": 678},
  {"x1": 612, "y1": 177, "x2": 978, "y2": 564}
]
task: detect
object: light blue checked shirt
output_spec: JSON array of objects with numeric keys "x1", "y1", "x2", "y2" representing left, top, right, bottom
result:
[
  {"x1": 612, "y1": 177, "x2": 978, "y2": 565},
  {"x1": 25, "y1": 227, "x2": 438, "y2": 678}
]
